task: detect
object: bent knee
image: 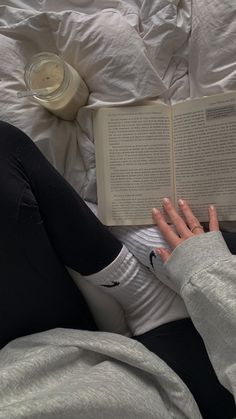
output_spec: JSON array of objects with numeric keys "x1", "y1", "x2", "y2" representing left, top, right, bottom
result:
[{"x1": 0, "y1": 120, "x2": 31, "y2": 153}]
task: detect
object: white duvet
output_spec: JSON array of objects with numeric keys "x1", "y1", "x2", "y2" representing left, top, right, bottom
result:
[
  {"x1": 0, "y1": 0, "x2": 235, "y2": 194},
  {"x1": 0, "y1": 0, "x2": 190, "y2": 199},
  {"x1": 0, "y1": 0, "x2": 235, "y2": 333}
]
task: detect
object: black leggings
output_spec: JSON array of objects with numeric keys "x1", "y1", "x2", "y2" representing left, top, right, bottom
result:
[
  {"x1": 0, "y1": 121, "x2": 235, "y2": 418},
  {"x1": 0, "y1": 120, "x2": 122, "y2": 347}
]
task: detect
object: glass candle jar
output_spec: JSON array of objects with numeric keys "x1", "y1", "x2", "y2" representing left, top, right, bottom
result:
[{"x1": 24, "y1": 52, "x2": 89, "y2": 121}]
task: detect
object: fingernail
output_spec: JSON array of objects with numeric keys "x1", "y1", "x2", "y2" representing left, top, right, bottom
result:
[
  {"x1": 156, "y1": 248, "x2": 163, "y2": 255},
  {"x1": 209, "y1": 205, "x2": 215, "y2": 210},
  {"x1": 163, "y1": 197, "x2": 170, "y2": 204},
  {"x1": 178, "y1": 199, "x2": 184, "y2": 206},
  {"x1": 152, "y1": 208, "x2": 159, "y2": 216}
]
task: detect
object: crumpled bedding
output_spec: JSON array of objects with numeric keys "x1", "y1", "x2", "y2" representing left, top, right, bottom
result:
[
  {"x1": 0, "y1": 0, "x2": 235, "y2": 202},
  {"x1": 0, "y1": 0, "x2": 191, "y2": 200}
]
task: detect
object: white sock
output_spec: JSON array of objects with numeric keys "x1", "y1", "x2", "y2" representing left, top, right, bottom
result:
[
  {"x1": 111, "y1": 223, "x2": 178, "y2": 283},
  {"x1": 86, "y1": 201, "x2": 171, "y2": 273},
  {"x1": 84, "y1": 245, "x2": 188, "y2": 336},
  {"x1": 110, "y1": 224, "x2": 170, "y2": 268}
]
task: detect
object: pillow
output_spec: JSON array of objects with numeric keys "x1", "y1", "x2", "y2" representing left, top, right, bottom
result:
[
  {"x1": 0, "y1": 7, "x2": 166, "y2": 197},
  {"x1": 189, "y1": 0, "x2": 236, "y2": 97}
]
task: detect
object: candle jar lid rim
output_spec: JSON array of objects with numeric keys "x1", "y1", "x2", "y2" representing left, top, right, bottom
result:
[{"x1": 24, "y1": 52, "x2": 70, "y2": 100}]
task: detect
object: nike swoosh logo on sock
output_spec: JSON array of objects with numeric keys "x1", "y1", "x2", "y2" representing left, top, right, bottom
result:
[
  {"x1": 149, "y1": 250, "x2": 157, "y2": 268},
  {"x1": 100, "y1": 281, "x2": 120, "y2": 288}
]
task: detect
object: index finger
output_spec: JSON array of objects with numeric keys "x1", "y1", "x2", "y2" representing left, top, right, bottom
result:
[
  {"x1": 162, "y1": 198, "x2": 192, "y2": 238},
  {"x1": 152, "y1": 208, "x2": 182, "y2": 249}
]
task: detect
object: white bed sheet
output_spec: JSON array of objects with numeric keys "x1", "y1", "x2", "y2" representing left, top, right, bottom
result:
[
  {"x1": 0, "y1": 0, "x2": 235, "y2": 333},
  {"x1": 0, "y1": 0, "x2": 191, "y2": 202}
]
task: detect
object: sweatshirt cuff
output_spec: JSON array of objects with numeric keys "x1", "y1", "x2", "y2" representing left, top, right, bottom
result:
[{"x1": 165, "y1": 231, "x2": 232, "y2": 294}]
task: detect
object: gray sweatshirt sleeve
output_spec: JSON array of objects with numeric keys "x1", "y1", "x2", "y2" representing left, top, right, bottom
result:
[{"x1": 151, "y1": 231, "x2": 236, "y2": 400}]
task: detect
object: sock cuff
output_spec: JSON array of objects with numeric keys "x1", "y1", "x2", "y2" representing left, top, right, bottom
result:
[{"x1": 84, "y1": 245, "x2": 130, "y2": 284}]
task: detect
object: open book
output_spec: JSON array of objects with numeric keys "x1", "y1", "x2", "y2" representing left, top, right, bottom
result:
[{"x1": 93, "y1": 91, "x2": 236, "y2": 226}]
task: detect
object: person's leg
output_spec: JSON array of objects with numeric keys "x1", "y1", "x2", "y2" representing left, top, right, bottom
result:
[
  {"x1": 221, "y1": 231, "x2": 236, "y2": 254},
  {"x1": 0, "y1": 121, "x2": 191, "y2": 341},
  {"x1": 0, "y1": 121, "x2": 125, "y2": 348},
  {"x1": 134, "y1": 319, "x2": 236, "y2": 419},
  {"x1": 3, "y1": 121, "x2": 183, "y2": 345},
  {"x1": 0, "y1": 121, "x2": 122, "y2": 275}
]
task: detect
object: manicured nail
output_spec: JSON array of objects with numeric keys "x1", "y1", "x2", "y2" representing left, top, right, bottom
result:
[
  {"x1": 152, "y1": 208, "x2": 159, "y2": 216},
  {"x1": 163, "y1": 197, "x2": 170, "y2": 204},
  {"x1": 209, "y1": 205, "x2": 215, "y2": 210},
  {"x1": 178, "y1": 199, "x2": 184, "y2": 206}
]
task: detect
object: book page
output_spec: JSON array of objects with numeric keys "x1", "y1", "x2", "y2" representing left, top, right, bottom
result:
[
  {"x1": 173, "y1": 92, "x2": 236, "y2": 221},
  {"x1": 94, "y1": 104, "x2": 173, "y2": 225}
]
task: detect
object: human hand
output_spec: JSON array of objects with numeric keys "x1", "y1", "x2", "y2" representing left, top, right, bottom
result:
[{"x1": 152, "y1": 198, "x2": 219, "y2": 263}]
